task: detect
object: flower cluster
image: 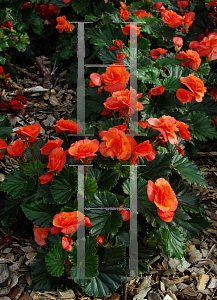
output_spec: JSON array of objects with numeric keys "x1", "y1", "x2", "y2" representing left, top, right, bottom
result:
[{"x1": 0, "y1": 95, "x2": 27, "y2": 111}]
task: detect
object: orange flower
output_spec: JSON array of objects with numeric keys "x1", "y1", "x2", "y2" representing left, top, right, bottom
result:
[
  {"x1": 7, "y1": 139, "x2": 25, "y2": 158},
  {"x1": 56, "y1": 15, "x2": 75, "y2": 33},
  {"x1": 176, "y1": 88, "x2": 195, "y2": 103},
  {"x1": 101, "y1": 63, "x2": 130, "y2": 93},
  {"x1": 173, "y1": 36, "x2": 183, "y2": 47},
  {"x1": 149, "y1": 48, "x2": 168, "y2": 59},
  {"x1": 68, "y1": 139, "x2": 99, "y2": 163},
  {"x1": 120, "y1": 10, "x2": 131, "y2": 20},
  {"x1": 148, "y1": 85, "x2": 164, "y2": 98},
  {"x1": 51, "y1": 211, "x2": 92, "y2": 235},
  {"x1": 47, "y1": 147, "x2": 66, "y2": 173},
  {"x1": 97, "y1": 236, "x2": 104, "y2": 245},
  {"x1": 157, "y1": 209, "x2": 175, "y2": 222},
  {"x1": 180, "y1": 74, "x2": 207, "y2": 102},
  {"x1": 177, "y1": 0, "x2": 190, "y2": 10},
  {"x1": 176, "y1": 121, "x2": 191, "y2": 140},
  {"x1": 197, "y1": 32, "x2": 217, "y2": 61},
  {"x1": 103, "y1": 87, "x2": 143, "y2": 117},
  {"x1": 135, "y1": 9, "x2": 153, "y2": 18},
  {"x1": 54, "y1": 118, "x2": 82, "y2": 134},
  {"x1": 155, "y1": 2, "x2": 166, "y2": 12},
  {"x1": 33, "y1": 225, "x2": 50, "y2": 246},
  {"x1": 209, "y1": 88, "x2": 217, "y2": 101},
  {"x1": 121, "y1": 24, "x2": 141, "y2": 36},
  {"x1": 119, "y1": 206, "x2": 133, "y2": 221},
  {"x1": 39, "y1": 173, "x2": 54, "y2": 185},
  {"x1": 62, "y1": 237, "x2": 73, "y2": 252},
  {"x1": 40, "y1": 139, "x2": 63, "y2": 156},
  {"x1": 176, "y1": 50, "x2": 201, "y2": 70},
  {"x1": 0, "y1": 139, "x2": 7, "y2": 159},
  {"x1": 176, "y1": 145, "x2": 185, "y2": 157},
  {"x1": 181, "y1": 12, "x2": 195, "y2": 33},
  {"x1": 99, "y1": 127, "x2": 137, "y2": 160},
  {"x1": 147, "y1": 178, "x2": 178, "y2": 222},
  {"x1": 161, "y1": 10, "x2": 183, "y2": 28},
  {"x1": 146, "y1": 115, "x2": 179, "y2": 144},
  {"x1": 132, "y1": 140, "x2": 156, "y2": 161},
  {"x1": 15, "y1": 123, "x2": 41, "y2": 140}
]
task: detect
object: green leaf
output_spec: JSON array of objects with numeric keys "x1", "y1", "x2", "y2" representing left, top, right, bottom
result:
[
  {"x1": 82, "y1": 244, "x2": 126, "y2": 297},
  {"x1": 50, "y1": 0, "x2": 70, "y2": 8},
  {"x1": 21, "y1": 200, "x2": 59, "y2": 227},
  {"x1": 0, "y1": 114, "x2": 12, "y2": 139},
  {"x1": 156, "y1": 91, "x2": 176, "y2": 113},
  {"x1": 172, "y1": 153, "x2": 207, "y2": 188},
  {"x1": 172, "y1": 181, "x2": 200, "y2": 213},
  {"x1": 51, "y1": 166, "x2": 77, "y2": 204},
  {"x1": 85, "y1": 176, "x2": 97, "y2": 200},
  {"x1": 187, "y1": 95, "x2": 217, "y2": 119},
  {"x1": 140, "y1": 97, "x2": 156, "y2": 119},
  {"x1": 138, "y1": 153, "x2": 173, "y2": 182},
  {"x1": 138, "y1": 67, "x2": 161, "y2": 85},
  {"x1": 30, "y1": 17, "x2": 44, "y2": 35},
  {"x1": 97, "y1": 118, "x2": 125, "y2": 132},
  {"x1": 178, "y1": 215, "x2": 212, "y2": 240},
  {"x1": 23, "y1": 161, "x2": 44, "y2": 177},
  {"x1": 195, "y1": 61, "x2": 210, "y2": 75},
  {"x1": 46, "y1": 239, "x2": 67, "y2": 277},
  {"x1": 86, "y1": 24, "x2": 126, "y2": 51},
  {"x1": 38, "y1": 181, "x2": 55, "y2": 204},
  {"x1": 85, "y1": 192, "x2": 123, "y2": 238},
  {"x1": 189, "y1": 111, "x2": 217, "y2": 141},
  {"x1": 86, "y1": 164, "x2": 119, "y2": 191},
  {"x1": 0, "y1": 55, "x2": 5, "y2": 65},
  {"x1": 0, "y1": 192, "x2": 19, "y2": 226},
  {"x1": 138, "y1": 37, "x2": 151, "y2": 56},
  {"x1": 166, "y1": 65, "x2": 193, "y2": 78},
  {"x1": 0, "y1": 35, "x2": 9, "y2": 51},
  {"x1": 138, "y1": 56, "x2": 152, "y2": 67},
  {"x1": 98, "y1": 46, "x2": 118, "y2": 65},
  {"x1": 0, "y1": 170, "x2": 35, "y2": 198},
  {"x1": 163, "y1": 76, "x2": 182, "y2": 91},
  {"x1": 33, "y1": 140, "x2": 48, "y2": 164},
  {"x1": 30, "y1": 249, "x2": 56, "y2": 291},
  {"x1": 106, "y1": 12, "x2": 122, "y2": 23},
  {"x1": 71, "y1": 0, "x2": 90, "y2": 14},
  {"x1": 86, "y1": 87, "x2": 108, "y2": 113},
  {"x1": 156, "y1": 53, "x2": 181, "y2": 67},
  {"x1": 96, "y1": 153, "x2": 118, "y2": 169},
  {"x1": 69, "y1": 236, "x2": 98, "y2": 285},
  {"x1": 160, "y1": 228, "x2": 186, "y2": 262}
]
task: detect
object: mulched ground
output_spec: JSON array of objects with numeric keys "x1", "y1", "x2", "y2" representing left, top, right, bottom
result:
[{"x1": 0, "y1": 56, "x2": 217, "y2": 300}]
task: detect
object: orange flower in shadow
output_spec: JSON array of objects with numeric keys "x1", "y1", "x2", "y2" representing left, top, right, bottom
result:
[{"x1": 7, "y1": 139, "x2": 25, "y2": 158}]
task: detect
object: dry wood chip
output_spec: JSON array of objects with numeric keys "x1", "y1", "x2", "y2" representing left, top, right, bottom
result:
[
  {"x1": 133, "y1": 276, "x2": 152, "y2": 300},
  {"x1": 197, "y1": 274, "x2": 210, "y2": 290},
  {"x1": 109, "y1": 293, "x2": 121, "y2": 300}
]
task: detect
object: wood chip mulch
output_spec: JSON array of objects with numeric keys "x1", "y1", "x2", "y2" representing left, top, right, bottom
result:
[{"x1": 0, "y1": 56, "x2": 217, "y2": 300}]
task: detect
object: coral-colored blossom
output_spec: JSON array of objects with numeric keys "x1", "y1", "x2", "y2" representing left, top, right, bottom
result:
[
  {"x1": 181, "y1": 12, "x2": 195, "y2": 33},
  {"x1": 97, "y1": 236, "x2": 105, "y2": 244},
  {"x1": 209, "y1": 88, "x2": 217, "y2": 101},
  {"x1": 116, "y1": 53, "x2": 127, "y2": 63},
  {"x1": 176, "y1": 50, "x2": 201, "y2": 70},
  {"x1": 119, "y1": 207, "x2": 132, "y2": 221},
  {"x1": 7, "y1": 139, "x2": 25, "y2": 158},
  {"x1": 197, "y1": 32, "x2": 217, "y2": 61},
  {"x1": 39, "y1": 173, "x2": 54, "y2": 185},
  {"x1": 161, "y1": 10, "x2": 183, "y2": 28},
  {"x1": 103, "y1": 87, "x2": 143, "y2": 117},
  {"x1": 135, "y1": 9, "x2": 153, "y2": 18},
  {"x1": 47, "y1": 147, "x2": 66, "y2": 173},
  {"x1": 176, "y1": 121, "x2": 191, "y2": 140},
  {"x1": 101, "y1": 63, "x2": 130, "y2": 93},
  {"x1": 173, "y1": 36, "x2": 183, "y2": 50},
  {"x1": 180, "y1": 74, "x2": 207, "y2": 102},
  {"x1": 33, "y1": 225, "x2": 50, "y2": 246},
  {"x1": 149, "y1": 48, "x2": 168, "y2": 59},
  {"x1": 51, "y1": 211, "x2": 92, "y2": 235},
  {"x1": 54, "y1": 118, "x2": 82, "y2": 134},
  {"x1": 15, "y1": 123, "x2": 41, "y2": 140},
  {"x1": 147, "y1": 178, "x2": 178, "y2": 222},
  {"x1": 68, "y1": 139, "x2": 99, "y2": 163},
  {"x1": 99, "y1": 127, "x2": 137, "y2": 160},
  {"x1": 132, "y1": 140, "x2": 156, "y2": 162},
  {"x1": 0, "y1": 139, "x2": 7, "y2": 159},
  {"x1": 148, "y1": 85, "x2": 164, "y2": 98},
  {"x1": 155, "y1": 2, "x2": 166, "y2": 12},
  {"x1": 56, "y1": 16, "x2": 75, "y2": 33},
  {"x1": 119, "y1": 1, "x2": 131, "y2": 20},
  {"x1": 176, "y1": 145, "x2": 185, "y2": 156},
  {"x1": 177, "y1": 0, "x2": 190, "y2": 10},
  {"x1": 121, "y1": 24, "x2": 141, "y2": 36},
  {"x1": 40, "y1": 139, "x2": 63, "y2": 156},
  {"x1": 62, "y1": 237, "x2": 73, "y2": 252},
  {"x1": 176, "y1": 88, "x2": 195, "y2": 103},
  {"x1": 146, "y1": 115, "x2": 179, "y2": 144}
]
